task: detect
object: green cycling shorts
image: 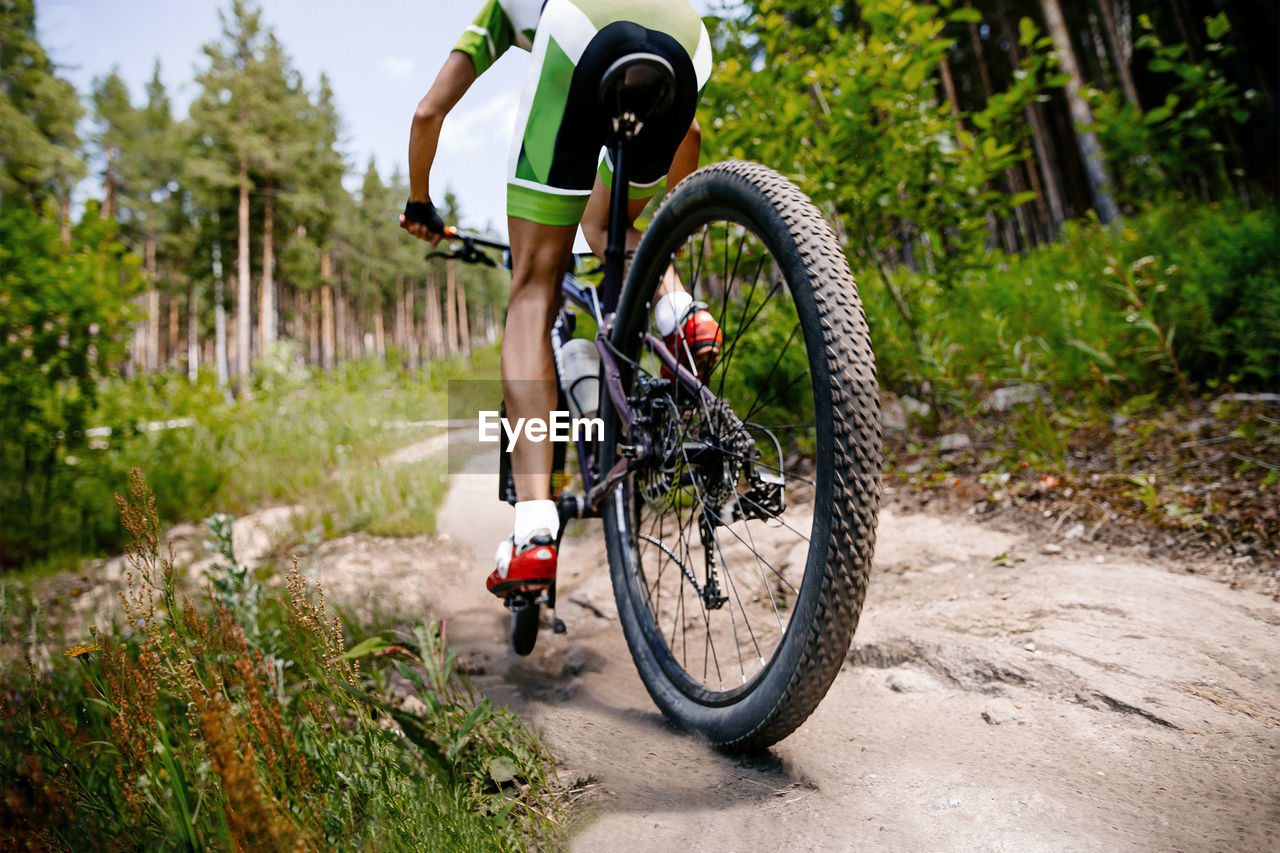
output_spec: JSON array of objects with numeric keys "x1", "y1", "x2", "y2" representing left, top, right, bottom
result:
[{"x1": 454, "y1": 0, "x2": 712, "y2": 225}]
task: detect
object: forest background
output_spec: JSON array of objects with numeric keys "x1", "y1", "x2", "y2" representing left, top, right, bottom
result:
[
  {"x1": 1, "y1": 0, "x2": 1276, "y2": 571},
  {"x1": 2, "y1": 0, "x2": 1277, "y2": 848}
]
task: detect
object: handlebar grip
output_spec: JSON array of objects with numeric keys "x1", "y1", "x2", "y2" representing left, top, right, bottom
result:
[{"x1": 402, "y1": 199, "x2": 445, "y2": 234}]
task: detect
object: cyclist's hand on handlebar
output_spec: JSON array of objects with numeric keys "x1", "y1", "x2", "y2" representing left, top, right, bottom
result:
[{"x1": 400, "y1": 199, "x2": 448, "y2": 246}]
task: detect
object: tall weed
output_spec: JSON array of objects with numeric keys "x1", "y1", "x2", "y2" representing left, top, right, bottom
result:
[{"x1": 0, "y1": 470, "x2": 562, "y2": 850}]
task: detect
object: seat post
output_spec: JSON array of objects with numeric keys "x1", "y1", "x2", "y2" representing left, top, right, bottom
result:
[{"x1": 602, "y1": 133, "x2": 631, "y2": 316}]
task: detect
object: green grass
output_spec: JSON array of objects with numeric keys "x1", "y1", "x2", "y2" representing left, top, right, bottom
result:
[
  {"x1": 0, "y1": 471, "x2": 564, "y2": 850},
  {"x1": 4, "y1": 347, "x2": 504, "y2": 575},
  {"x1": 859, "y1": 201, "x2": 1280, "y2": 405}
]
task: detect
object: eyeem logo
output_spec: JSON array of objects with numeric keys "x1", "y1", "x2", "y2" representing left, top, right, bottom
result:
[{"x1": 478, "y1": 410, "x2": 604, "y2": 452}]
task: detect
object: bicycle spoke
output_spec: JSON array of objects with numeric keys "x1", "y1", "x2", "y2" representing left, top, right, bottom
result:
[
  {"x1": 679, "y1": 441, "x2": 759, "y2": 684},
  {"x1": 740, "y1": 518, "x2": 787, "y2": 635},
  {"x1": 737, "y1": 493, "x2": 812, "y2": 546},
  {"x1": 715, "y1": 256, "x2": 773, "y2": 401},
  {"x1": 713, "y1": 272, "x2": 785, "y2": 398},
  {"x1": 733, "y1": 320, "x2": 803, "y2": 423},
  {"x1": 691, "y1": 440, "x2": 816, "y2": 487},
  {"x1": 706, "y1": 503, "x2": 800, "y2": 595}
]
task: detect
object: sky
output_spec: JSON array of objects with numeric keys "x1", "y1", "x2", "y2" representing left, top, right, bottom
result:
[
  {"x1": 39, "y1": 0, "x2": 523, "y2": 232},
  {"x1": 38, "y1": 0, "x2": 714, "y2": 237}
]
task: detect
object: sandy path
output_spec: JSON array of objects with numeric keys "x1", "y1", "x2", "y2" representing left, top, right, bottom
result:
[{"x1": 310, "y1": 445, "x2": 1280, "y2": 851}]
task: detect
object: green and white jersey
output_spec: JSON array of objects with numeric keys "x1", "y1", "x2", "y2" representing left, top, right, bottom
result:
[
  {"x1": 455, "y1": 0, "x2": 711, "y2": 84},
  {"x1": 455, "y1": 0, "x2": 712, "y2": 225},
  {"x1": 454, "y1": 0, "x2": 543, "y2": 76}
]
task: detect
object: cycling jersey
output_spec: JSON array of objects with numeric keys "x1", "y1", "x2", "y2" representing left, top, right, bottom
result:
[{"x1": 453, "y1": 0, "x2": 713, "y2": 225}]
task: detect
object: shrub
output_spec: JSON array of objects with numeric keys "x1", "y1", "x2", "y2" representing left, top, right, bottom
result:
[
  {"x1": 0, "y1": 471, "x2": 563, "y2": 849},
  {"x1": 3, "y1": 353, "x2": 455, "y2": 572},
  {"x1": 0, "y1": 203, "x2": 140, "y2": 569},
  {"x1": 856, "y1": 201, "x2": 1280, "y2": 405}
]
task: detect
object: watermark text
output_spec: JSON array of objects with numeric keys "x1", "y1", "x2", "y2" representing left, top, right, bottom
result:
[{"x1": 478, "y1": 410, "x2": 604, "y2": 451}]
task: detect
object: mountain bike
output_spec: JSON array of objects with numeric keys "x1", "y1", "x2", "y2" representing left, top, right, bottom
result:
[{"x1": 427, "y1": 56, "x2": 881, "y2": 749}]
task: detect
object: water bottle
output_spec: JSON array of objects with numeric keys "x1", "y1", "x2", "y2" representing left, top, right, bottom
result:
[{"x1": 559, "y1": 337, "x2": 601, "y2": 421}]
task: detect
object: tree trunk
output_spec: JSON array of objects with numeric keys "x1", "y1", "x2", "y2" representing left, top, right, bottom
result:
[
  {"x1": 1086, "y1": 10, "x2": 1112, "y2": 86},
  {"x1": 426, "y1": 271, "x2": 444, "y2": 360},
  {"x1": 998, "y1": 0, "x2": 1068, "y2": 233},
  {"x1": 404, "y1": 279, "x2": 417, "y2": 365},
  {"x1": 965, "y1": 3, "x2": 996, "y2": 98},
  {"x1": 320, "y1": 250, "x2": 335, "y2": 371},
  {"x1": 445, "y1": 261, "x2": 459, "y2": 356},
  {"x1": 1169, "y1": 0, "x2": 1201, "y2": 63},
  {"x1": 1038, "y1": 0, "x2": 1120, "y2": 224},
  {"x1": 394, "y1": 275, "x2": 407, "y2": 351},
  {"x1": 214, "y1": 234, "x2": 230, "y2": 389},
  {"x1": 259, "y1": 192, "x2": 276, "y2": 353},
  {"x1": 373, "y1": 308, "x2": 386, "y2": 360},
  {"x1": 168, "y1": 290, "x2": 180, "y2": 368},
  {"x1": 336, "y1": 288, "x2": 348, "y2": 361},
  {"x1": 457, "y1": 276, "x2": 471, "y2": 358},
  {"x1": 101, "y1": 145, "x2": 117, "y2": 221},
  {"x1": 938, "y1": 54, "x2": 961, "y2": 118},
  {"x1": 145, "y1": 237, "x2": 160, "y2": 372},
  {"x1": 964, "y1": 10, "x2": 1024, "y2": 250},
  {"x1": 129, "y1": 297, "x2": 145, "y2": 378},
  {"x1": 59, "y1": 195, "x2": 70, "y2": 247},
  {"x1": 236, "y1": 160, "x2": 253, "y2": 378},
  {"x1": 308, "y1": 288, "x2": 321, "y2": 367},
  {"x1": 187, "y1": 277, "x2": 199, "y2": 383},
  {"x1": 1096, "y1": 0, "x2": 1140, "y2": 111}
]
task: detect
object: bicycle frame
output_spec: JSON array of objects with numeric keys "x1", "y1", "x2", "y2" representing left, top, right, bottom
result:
[
  {"x1": 561, "y1": 131, "x2": 725, "y2": 517},
  {"x1": 439, "y1": 132, "x2": 716, "y2": 520}
]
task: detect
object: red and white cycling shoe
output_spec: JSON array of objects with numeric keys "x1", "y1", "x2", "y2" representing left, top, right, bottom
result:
[
  {"x1": 662, "y1": 301, "x2": 722, "y2": 383},
  {"x1": 486, "y1": 531, "x2": 557, "y2": 598}
]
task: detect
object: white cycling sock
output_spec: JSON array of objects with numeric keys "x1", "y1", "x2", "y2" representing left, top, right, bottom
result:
[
  {"x1": 513, "y1": 499, "x2": 559, "y2": 545},
  {"x1": 653, "y1": 291, "x2": 694, "y2": 337}
]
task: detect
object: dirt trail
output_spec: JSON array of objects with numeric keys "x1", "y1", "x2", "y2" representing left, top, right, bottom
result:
[{"x1": 317, "y1": 447, "x2": 1280, "y2": 851}]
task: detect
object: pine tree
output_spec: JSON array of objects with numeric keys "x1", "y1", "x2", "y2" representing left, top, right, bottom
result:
[
  {"x1": 1038, "y1": 0, "x2": 1120, "y2": 223},
  {"x1": 91, "y1": 63, "x2": 182, "y2": 373},
  {"x1": 0, "y1": 0, "x2": 84, "y2": 208},
  {"x1": 190, "y1": 0, "x2": 277, "y2": 385}
]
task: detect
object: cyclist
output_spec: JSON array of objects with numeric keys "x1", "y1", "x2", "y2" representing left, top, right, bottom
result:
[{"x1": 402, "y1": 0, "x2": 722, "y2": 600}]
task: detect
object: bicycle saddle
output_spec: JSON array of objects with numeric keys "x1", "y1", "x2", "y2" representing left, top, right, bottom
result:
[{"x1": 598, "y1": 52, "x2": 677, "y2": 121}]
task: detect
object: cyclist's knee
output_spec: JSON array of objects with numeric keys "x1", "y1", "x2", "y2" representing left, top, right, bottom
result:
[
  {"x1": 507, "y1": 221, "x2": 575, "y2": 323},
  {"x1": 581, "y1": 218, "x2": 608, "y2": 260}
]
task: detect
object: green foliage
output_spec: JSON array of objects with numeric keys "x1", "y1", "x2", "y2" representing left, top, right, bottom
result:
[
  {"x1": 858, "y1": 201, "x2": 1280, "y2": 402},
  {"x1": 717, "y1": 298, "x2": 814, "y2": 453},
  {"x1": 0, "y1": 0, "x2": 84, "y2": 205},
  {"x1": 704, "y1": 0, "x2": 1059, "y2": 384},
  {"x1": 0, "y1": 474, "x2": 562, "y2": 849},
  {"x1": 1086, "y1": 12, "x2": 1257, "y2": 207},
  {"x1": 1, "y1": 348, "x2": 463, "y2": 571},
  {"x1": 0, "y1": 204, "x2": 141, "y2": 568}
]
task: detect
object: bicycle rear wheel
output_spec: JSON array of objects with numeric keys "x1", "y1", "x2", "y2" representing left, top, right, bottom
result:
[{"x1": 601, "y1": 160, "x2": 881, "y2": 749}]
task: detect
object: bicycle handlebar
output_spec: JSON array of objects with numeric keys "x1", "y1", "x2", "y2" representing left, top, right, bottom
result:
[
  {"x1": 419, "y1": 226, "x2": 510, "y2": 267},
  {"x1": 417, "y1": 225, "x2": 603, "y2": 278},
  {"x1": 443, "y1": 226, "x2": 509, "y2": 252}
]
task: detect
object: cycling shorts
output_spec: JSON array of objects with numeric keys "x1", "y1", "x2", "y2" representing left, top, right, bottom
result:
[{"x1": 454, "y1": 0, "x2": 713, "y2": 225}]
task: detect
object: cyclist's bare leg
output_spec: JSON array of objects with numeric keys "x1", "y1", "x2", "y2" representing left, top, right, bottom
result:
[
  {"x1": 503, "y1": 217, "x2": 578, "y2": 503},
  {"x1": 583, "y1": 188, "x2": 685, "y2": 300},
  {"x1": 580, "y1": 118, "x2": 701, "y2": 274}
]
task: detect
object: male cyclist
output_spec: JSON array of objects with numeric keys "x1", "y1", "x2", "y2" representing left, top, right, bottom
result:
[{"x1": 401, "y1": 0, "x2": 721, "y2": 599}]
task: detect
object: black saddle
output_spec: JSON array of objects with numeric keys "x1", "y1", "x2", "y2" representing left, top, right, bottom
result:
[{"x1": 599, "y1": 52, "x2": 677, "y2": 124}]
